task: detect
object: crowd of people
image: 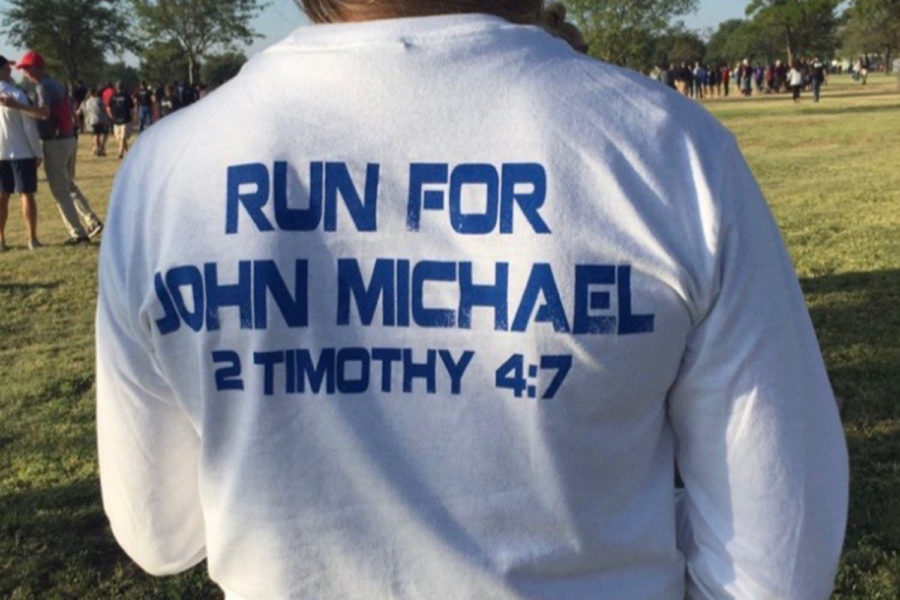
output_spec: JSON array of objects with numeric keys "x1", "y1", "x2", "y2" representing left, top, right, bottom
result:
[
  {"x1": 72, "y1": 79, "x2": 208, "y2": 159},
  {"x1": 655, "y1": 57, "x2": 831, "y2": 102},
  {"x1": 0, "y1": 56, "x2": 208, "y2": 252}
]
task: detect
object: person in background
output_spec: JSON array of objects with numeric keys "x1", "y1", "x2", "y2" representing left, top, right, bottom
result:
[
  {"x1": 72, "y1": 79, "x2": 87, "y2": 132},
  {"x1": 720, "y1": 63, "x2": 730, "y2": 97},
  {"x1": 774, "y1": 59, "x2": 786, "y2": 92},
  {"x1": 707, "y1": 63, "x2": 719, "y2": 98},
  {"x1": 100, "y1": 81, "x2": 115, "y2": 110},
  {"x1": 178, "y1": 80, "x2": 197, "y2": 107},
  {"x1": 96, "y1": 1, "x2": 848, "y2": 598},
  {"x1": 153, "y1": 82, "x2": 165, "y2": 120},
  {"x1": 811, "y1": 56, "x2": 828, "y2": 102},
  {"x1": 78, "y1": 87, "x2": 109, "y2": 156},
  {"x1": 788, "y1": 60, "x2": 805, "y2": 102},
  {"x1": 135, "y1": 80, "x2": 154, "y2": 132},
  {"x1": 0, "y1": 55, "x2": 42, "y2": 251},
  {"x1": 0, "y1": 50, "x2": 102, "y2": 245},
  {"x1": 157, "y1": 83, "x2": 180, "y2": 119},
  {"x1": 107, "y1": 81, "x2": 135, "y2": 159}
]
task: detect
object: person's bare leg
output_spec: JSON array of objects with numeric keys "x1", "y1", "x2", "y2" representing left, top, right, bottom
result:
[
  {"x1": 22, "y1": 193, "x2": 38, "y2": 245},
  {"x1": 0, "y1": 192, "x2": 9, "y2": 249}
]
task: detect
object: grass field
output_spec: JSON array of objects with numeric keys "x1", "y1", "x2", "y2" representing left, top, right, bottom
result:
[{"x1": 1, "y1": 74, "x2": 898, "y2": 599}]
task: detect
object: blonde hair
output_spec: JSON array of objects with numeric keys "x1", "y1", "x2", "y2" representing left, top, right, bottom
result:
[{"x1": 295, "y1": 0, "x2": 542, "y2": 24}]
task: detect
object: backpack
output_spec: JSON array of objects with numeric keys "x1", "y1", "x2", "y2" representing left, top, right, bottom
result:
[{"x1": 50, "y1": 91, "x2": 75, "y2": 137}]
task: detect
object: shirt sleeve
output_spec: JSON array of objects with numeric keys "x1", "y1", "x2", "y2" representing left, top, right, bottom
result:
[
  {"x1": 670, "y1": 136, "x2": 848, "y2": 599},
  {"x1": 19, "y1": 92, "x2": 42, "y2": 159},
  {"x1": 34, "y1": 82, "x2": 47, "y2": 108},
  {"x1": 95, "y1": 169, "x2": 207, "y2": 576}
]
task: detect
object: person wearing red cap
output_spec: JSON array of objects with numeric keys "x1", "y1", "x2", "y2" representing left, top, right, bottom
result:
[
  {"x1": 0, "y1": 50, "x2": 103, "y2": 244},
  {"x1": 0, "y1": 55, "x2": 42, "y2": 251}
]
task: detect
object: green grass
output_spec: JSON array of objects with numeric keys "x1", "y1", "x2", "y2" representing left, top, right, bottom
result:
[{"x1": 1, "y1": 74, "x2": 898, "y2": 598}]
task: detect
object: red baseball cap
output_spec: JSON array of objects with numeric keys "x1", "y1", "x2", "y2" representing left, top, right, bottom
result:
[{"x1": 16, "y1": 50, "x2": 44, "y2": 69}]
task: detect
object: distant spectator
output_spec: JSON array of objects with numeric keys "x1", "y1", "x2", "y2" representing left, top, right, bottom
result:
[
  {"x1": 101, "y1": 81, "x2": 115, "y2": 110},
  {"x1": 774, "y1": 60, "x2": 786, "y2": 92},
  {"x1": 135, "y1": 80, "x2": 154, "y2": 132},
  {"x1": 107, "y1": 81, "x2": 134, "y2": 159},
  {"x1": 810, "y1": 56, "x2": 827, "y2": 103},
  {"x1": 788, "y1": 61, "x2": 804, "y2": 102},
  {"x1": 178, "y1": 80, "x2": 197, "y2": 107},
  {"x1": 72, "y1": 79, "x2": 87, "y2": 132},
  {"x1": 741, "y1": 60, "x2": 753, "y2": 96},
  {"x1": 662, "y1": 63, "x2": 677, "y2": 89},
  {"x1": 153, "y1": 82, "x2": 165, "y2": 119},
  {"x1": 708, "y1": 64, "x2": 719, "y2": 98},
  {"x1": 158, "y1": 83, "x2": 180, "y2": 118},
  {"x1": 78, "y1": 87, "x2": 109, "y2": 156}
]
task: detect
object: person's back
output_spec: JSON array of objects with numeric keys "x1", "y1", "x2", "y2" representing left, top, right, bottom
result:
[
  {"x1": 108, "y1": 89, "x2": 133, "y2": 125},
  {"x1": 34, "y1": 74, "x2": 73, "y2": 140},
  {"x1": 97, "y1": 8, "x2": 848, "y2": 600}
]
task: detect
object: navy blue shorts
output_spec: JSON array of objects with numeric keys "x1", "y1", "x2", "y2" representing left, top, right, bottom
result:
[{"x1": 0, "y1": 158, "x2": 38, "y2": 194}]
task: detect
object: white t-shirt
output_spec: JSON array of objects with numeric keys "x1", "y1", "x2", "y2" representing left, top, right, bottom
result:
[
  {"x1": 96, "y1": 14, "x2": 848, "y2": 600},
  {"x1": 0, "y1": 80, "x2": 42, "y2": 160},
  {"x1": 80, "y1": 95, "x2": 109, "y2": 128}
]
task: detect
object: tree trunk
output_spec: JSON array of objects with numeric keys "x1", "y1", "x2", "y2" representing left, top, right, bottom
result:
[
  {"x1": 188, "y1": 54, "x2": 195, "y2": 85},
  {"x1": 785, "y1": 28, "x2": 795, "y2": 66}
]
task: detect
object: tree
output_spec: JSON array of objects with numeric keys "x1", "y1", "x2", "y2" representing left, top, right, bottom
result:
[
  {"x1": 705, "y1": 19, "x2": 747, "y2": 64},
  {"x1": 746, "y1": 0, "x2": 841, "y2": 65},
  {"x1": 2, "y1": 0, "x2": 130, "y2": 86},
  {"x1": 132, "y1": 0, "x2": 266, "y2": 85},
  {"x1": 565, "y1": 0, "x2": 699, "y2": 69},
  {"x1": 139, "y1": 39, "x2": 192, "y2": 86},
  {"x1": 202, "y1": 51, "x2": 247, "y2": 88},
  {"x1": 100, "y1": 61, "x2": 141, "y2": 92},
  {"x1": 705, "y1": 18, "x2": 784, "y2": 65},
  {"x1": 652, "y1": 29, "x2": 706, "y2": 67},
  {"x1": 842, "y1": 0, "x2": 900, "y2": 72}
]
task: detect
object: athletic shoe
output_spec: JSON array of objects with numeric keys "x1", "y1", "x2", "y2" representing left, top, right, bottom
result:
[
  {"x1": 28, "y1": 238, "x2": 42, "y2": 250},
  {"x1": 63, "y1": 236, "x2": 90, "y2": 246},
  {"x1": 88, "y1": 222, "x2": 104, "y2": 239}
]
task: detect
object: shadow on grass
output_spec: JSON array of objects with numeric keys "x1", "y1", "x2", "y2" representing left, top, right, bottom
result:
[
  {"x1": 798, "y1": 102, "x2": 900, "y2": 116},
  {"x1": 800, "y1": 269, "x2": 900, "y2": 595},
  {"x1": 799, "y1": 268, "x2": 900, "y2": 423},
  {"x1": 0, "y1": 281, "x2": 61, "y2": 293},
  {"x1": 0, "y1": 479, "x2": 222, "y2": 599}
]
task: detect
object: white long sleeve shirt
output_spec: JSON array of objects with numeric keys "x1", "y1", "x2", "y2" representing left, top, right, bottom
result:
[
  {"x1": 0, "y1": 81, "x2": 42, "y2": 160},
  {"x1": 96, "y1": 14, "x2": 848, "y2": 600}
]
